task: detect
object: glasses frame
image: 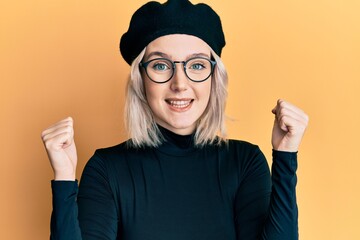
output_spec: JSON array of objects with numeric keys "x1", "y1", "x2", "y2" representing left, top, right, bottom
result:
[{"x1": 139, "y1": 57, "x2": 217, "y2": 83}]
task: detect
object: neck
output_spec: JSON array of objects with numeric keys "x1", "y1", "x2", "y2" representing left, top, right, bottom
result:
[{"x1": 157, "y1": 124, "x2": 195, "y2": 150}]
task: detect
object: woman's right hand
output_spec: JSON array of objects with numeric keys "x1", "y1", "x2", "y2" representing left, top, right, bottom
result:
[{"x1": 41, "y1": 117, "x2": 77, "y2": 180}]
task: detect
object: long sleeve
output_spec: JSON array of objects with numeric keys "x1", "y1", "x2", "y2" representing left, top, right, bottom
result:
[
  {"x1": 261, "y1": 151, "x2": 298, "y2": 239},
  {"x1": 51, "y1": 181, "x2": 82, "y2": 240},
  {"x1": 50, "y1": 151, "x2": 119, "y2": 240},
  {"x1": 234, "y1": 149, "x2": 298, "y2": 240}
]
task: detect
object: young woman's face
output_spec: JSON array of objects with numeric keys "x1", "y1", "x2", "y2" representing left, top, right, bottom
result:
[{"x1": 143, "y1": 34, "x2": 212, "y2": 135}]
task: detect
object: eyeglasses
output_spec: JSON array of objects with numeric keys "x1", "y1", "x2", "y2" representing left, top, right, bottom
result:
[{"x1": 139, "y1": 57, "x2": 216, "y2": 83}]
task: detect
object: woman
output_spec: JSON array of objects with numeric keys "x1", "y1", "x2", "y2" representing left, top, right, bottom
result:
[{"x1": 41, "y1": 0, "x2": 308, "y2": 239}]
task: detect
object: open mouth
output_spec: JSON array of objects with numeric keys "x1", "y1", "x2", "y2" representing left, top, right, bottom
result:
[{"x1": 165, "y1": 99, "x2": 194, "y2": 110}]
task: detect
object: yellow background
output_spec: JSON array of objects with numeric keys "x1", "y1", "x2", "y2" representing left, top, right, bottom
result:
[{"x1": 1, "y1": 0, "x2": 359, "y2": 239}]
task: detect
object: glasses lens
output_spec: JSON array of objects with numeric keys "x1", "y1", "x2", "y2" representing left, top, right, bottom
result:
[
  {"x1": 142, "y1": 57, "x2": 214, "y2": 83},
  {"x1": 185, "y1": 58, "x2": 213, "y2": 82},
  {"x1": 145, "y1": 58, "x2": 173, "y2": 83}
]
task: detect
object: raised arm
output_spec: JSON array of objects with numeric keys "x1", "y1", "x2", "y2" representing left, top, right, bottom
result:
[
  {"x1": 42, "y1": 118, "x2": 118, "y2": 239},
  {"x1": 264, "y1": 99, "x2": 308, "y2": 239},
  {"x1": 41, "y1": 117, "x2": 81, "y2": 239},
  {"x1": 234, "y1": 100, "x2": 308, "y2": 240}
]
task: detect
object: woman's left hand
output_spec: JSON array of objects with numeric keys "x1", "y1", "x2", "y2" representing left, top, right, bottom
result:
[{"x1": 271, "y1": 99, "x2": 309, "y2": 152}]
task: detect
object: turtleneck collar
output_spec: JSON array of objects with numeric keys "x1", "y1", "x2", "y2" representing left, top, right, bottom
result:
[{"x1": 157, "y1": 125, "x2": 199, "y2": 156}]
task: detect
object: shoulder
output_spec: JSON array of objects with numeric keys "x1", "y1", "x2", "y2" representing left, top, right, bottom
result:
[
  {"x1": 226, "y1": 139, "x2": 258, "y2": 148},
  {"x1": 89, "y1": 139, "x2": 154, "y2": 164},
  {"x1": 83, "y1": 139, "x2": 152, "y2": 176},
  {"x1": 94, "y1": 140, "x2": 130, "y2": 158},
  {"x1": 223, "y1": 139, "x2": 263, "y2": 156},
  {"x1": 218, "y1": 139, "x2": 268, "y2": 171}
]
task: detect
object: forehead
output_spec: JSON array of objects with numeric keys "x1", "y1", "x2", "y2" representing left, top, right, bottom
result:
[{"x1": 145, "y1": 34, "x2": 211, "y2": 59}]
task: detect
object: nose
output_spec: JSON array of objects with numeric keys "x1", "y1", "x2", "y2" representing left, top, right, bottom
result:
[{"x1": 170, "y1": 63, "x2": 188, "y2": 92}]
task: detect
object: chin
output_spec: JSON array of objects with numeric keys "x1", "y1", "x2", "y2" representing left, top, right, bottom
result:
[{"x1": 162, "y1": 121, "x2": 197, "y2": 135}]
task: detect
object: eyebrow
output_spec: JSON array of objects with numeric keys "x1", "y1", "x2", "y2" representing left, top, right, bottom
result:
[{"x1": 145, "y1": 51, "x2": 211, "y2": 61}]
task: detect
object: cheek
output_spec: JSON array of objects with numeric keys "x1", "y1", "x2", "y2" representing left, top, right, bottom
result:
[
  {"x1": 202, "y1": 81, "x2": 212, "y2": 103},
  {"x1": 145, "y1": 87, "x2": 155, "y2": 106},
  {"x1": 144, "y1": 81, "x2": 163, "y2": 106},
  {"x1": 144, "y1": 88, "x2": 158, "y2": 115},
  {"x1": 143, "y1": 78, "x2": 154, "y2": 100}
]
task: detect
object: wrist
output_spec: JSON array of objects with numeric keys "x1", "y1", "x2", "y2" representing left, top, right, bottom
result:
[
  {"x1": 54, "y1": 173, "x2": 76, "y2": 181},
  {"x1": 272, "y1": 142, "x2": 299, "y2": 152},
  {"x1": 272, "y1": 147, "x2": 298, "y2": 153}
]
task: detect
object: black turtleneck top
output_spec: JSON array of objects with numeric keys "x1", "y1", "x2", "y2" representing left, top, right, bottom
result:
[{"x1": 51, "y1": 127, "x2": 298, "y2": 239}]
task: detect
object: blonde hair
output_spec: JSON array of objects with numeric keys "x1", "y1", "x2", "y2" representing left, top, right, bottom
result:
[{"x1": 124, "y1": 47, "x2": 228, "y2": 148}]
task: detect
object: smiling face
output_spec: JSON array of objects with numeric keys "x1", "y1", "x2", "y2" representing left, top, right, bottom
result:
[{"x1": 142, "y1": 34, "x2": 212, "y2": 135}]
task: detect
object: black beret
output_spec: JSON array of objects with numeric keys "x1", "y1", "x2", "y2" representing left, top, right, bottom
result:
[{"x1": 120, "y1": 0, "x2": 226, "y2": 65}]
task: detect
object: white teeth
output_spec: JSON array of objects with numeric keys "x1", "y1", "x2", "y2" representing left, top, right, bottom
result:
[{"x1": 168, "y1": 100, "x2": 191, "y2": 108}]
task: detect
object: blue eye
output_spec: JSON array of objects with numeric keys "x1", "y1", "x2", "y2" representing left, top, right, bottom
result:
[
  {"x1": 189, "y1": 63, "x2": 206, "y2": 71},
  {"x1": 189, "y1": 63, "x2": 205, "y2": 70},
  {"x1": 152, "y1": 62, "x2": 171, "y2": 72}
]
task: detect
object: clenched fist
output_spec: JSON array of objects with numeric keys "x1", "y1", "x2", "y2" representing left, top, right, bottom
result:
[
  {"x1": 41, "y1": 117, "x2": 77, "y2": 180},
  {"x1": 271, "y1": 100, "x2": 309, "y2": 152}
]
